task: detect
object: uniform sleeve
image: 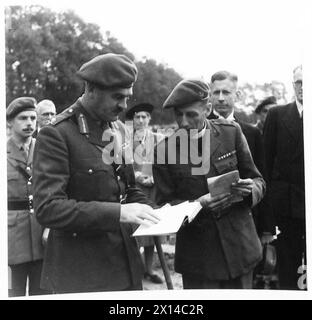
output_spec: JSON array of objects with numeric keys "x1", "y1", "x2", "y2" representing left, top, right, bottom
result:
[
  {"x1": 235, "y1": 123, "x2": 266, "y2": 208},
  {"x1": 33, "y1": 125, "x2": 121, "y2": 233}
]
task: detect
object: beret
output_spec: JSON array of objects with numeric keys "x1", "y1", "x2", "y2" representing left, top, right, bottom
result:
[
  {"x1": 6, "y1": 97, "x2": 37, "y2": 120},
  {"x1": 163, "y1": 79, "x2": 210, "y2": 109},
  {"x1": 77, "y1": 53, "x2": 138, "y2": 89},
  {"x1": 125, "y1": 103, "x2": 154, "y2": 119},
  {"x1": 255, "y1": 96, "x2": 277, "y2": 113}
]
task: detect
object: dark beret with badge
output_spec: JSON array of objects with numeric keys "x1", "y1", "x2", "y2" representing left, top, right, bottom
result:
[
  {"x1": 77, "y1": 53, "x2": 138, "y2": 89},
  {"x1": 125, "y1": 103, "x2": 154, "y2": 119},
  {"x1": 6, "y1": 97, "x2": 37, "y2": 121},
  {"x1": 255, "y1": 96, "x2": 277, "y2": 114},
  {"x1": 163, "y1": 79, "x2": 210, "y2": 109}
]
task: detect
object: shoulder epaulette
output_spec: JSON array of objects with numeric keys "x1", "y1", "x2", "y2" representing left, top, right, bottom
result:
[{"x1": 52, "y1": 104, "x2": 79, "y2": 126}]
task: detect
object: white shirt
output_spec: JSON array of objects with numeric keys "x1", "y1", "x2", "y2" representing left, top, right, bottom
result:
[{"x1": 295, "y1": 98, "x2": 303, "y2": 118}]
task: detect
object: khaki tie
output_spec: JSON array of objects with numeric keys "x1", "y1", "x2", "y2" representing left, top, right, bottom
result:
[{"x1": 20, "y1": 145, "x2": 29, "y2": 160}]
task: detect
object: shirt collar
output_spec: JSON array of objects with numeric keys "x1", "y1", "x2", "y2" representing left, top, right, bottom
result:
[
  {"x1": 295, "y1": 98, "x2": 303, "y2": 117},
  {"x1": 225, "y1": 110, "x2": 235, "y2": 121},
  {"x1": 190, "y1": 121, "x2": 207, "y2": 140},
  {"x1": 11, "y1": 137, "x2": 32, "y2": 152}
]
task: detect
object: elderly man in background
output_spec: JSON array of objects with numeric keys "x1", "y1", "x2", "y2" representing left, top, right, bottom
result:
[{"x1": 36, "y1": 99, "x2": 56, "y2": 132}]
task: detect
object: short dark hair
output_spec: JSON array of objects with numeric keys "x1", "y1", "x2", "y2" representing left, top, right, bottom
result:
[{"x1": 210, "y1": 71, "x2": 238, "y2": 84}]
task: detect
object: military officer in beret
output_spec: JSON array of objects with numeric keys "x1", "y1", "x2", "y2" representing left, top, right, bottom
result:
[
  {"x1": 7, "y1": 97, "x2": 47, "y2": 296},
  {"x1": 153, "y1": 79, "x2": 265, "y2": 289},
  {"x1": 33, "y1": 53, "x2": 160, "y2": 294}
]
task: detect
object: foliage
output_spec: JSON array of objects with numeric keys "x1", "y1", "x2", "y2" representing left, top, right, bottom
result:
[{"x1": 5, "y1": 5, "x2": 181, "y2": 124}]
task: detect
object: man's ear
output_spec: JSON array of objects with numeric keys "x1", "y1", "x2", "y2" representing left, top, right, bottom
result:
[
  {"x1": 235, "y1": 89, "x2": 242, "y2": 102},
  {"x1": 7, "y1": 120, "x2": 12, "y2": 129}
]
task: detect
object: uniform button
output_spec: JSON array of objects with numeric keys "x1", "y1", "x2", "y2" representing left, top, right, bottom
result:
[
  {"x1": 29, "y1": 208, "x2": 34, "y2": 214},
  {"x1": 26, "y1": 167, "x2": 31, "y2": 171},
  {"x1": 72, "y1": 233, "x2": 77, "y2": 237},
  {"x1": 117, "y1": 176, "x2": 121, "y2": 181},
  {"x1": 88, "y1": 169, "x2": 93, "y2": 174},
  {"x1": 69, "y1": 108, "x2": 73, "y2": 113}
]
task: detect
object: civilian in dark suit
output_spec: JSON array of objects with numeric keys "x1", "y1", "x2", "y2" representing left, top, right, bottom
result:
[
  {"x1": 154, "y1": 79, "x2": 265, "y2": 289},
  {"x1": 209, "y1": 71, "x2": 275, "y2": 242},
  {"x1": 263, "y1": 65, "x2": 305, "y2": 290}
]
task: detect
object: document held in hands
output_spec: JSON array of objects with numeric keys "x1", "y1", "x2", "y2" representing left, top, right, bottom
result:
[
  {"x1": 132, "y1": 201, "x2": 202, "y2": 237},
  {"x1": 207, "y1": 170, "x2": 243, "y2": 203}
]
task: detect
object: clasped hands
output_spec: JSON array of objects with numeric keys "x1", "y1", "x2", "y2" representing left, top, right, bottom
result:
[{"x1": 198, "y1": 178, "x2": 254, "y2": 212}]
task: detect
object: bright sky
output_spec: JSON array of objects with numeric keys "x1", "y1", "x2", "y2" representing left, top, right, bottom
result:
[{"x1": 21, "y1": 0, "x2": 309, "y2": 95}]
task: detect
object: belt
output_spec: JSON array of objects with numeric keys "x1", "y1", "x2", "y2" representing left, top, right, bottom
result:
[{"x1": 8, "y1": 200, "x2": 31, "y2": 211}]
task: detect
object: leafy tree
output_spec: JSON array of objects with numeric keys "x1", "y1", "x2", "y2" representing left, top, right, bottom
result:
[
  {"x1": 5, "y1": 6, "x2": 133, "y2": 110},
  {"x1": 5, "y1": 5, "x2": 182, "y2": 125}
]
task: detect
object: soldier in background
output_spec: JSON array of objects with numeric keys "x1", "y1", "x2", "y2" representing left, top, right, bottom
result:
[{"x1": 7, "y1": 97, "x2": 47, "y2": 296}]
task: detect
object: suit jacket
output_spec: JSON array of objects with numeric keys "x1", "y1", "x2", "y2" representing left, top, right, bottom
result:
[
  {"x1": 263, "y1": 101, "x2": 305, "y2": 220},
  {"x1": 33, "y1": 99, "x2": 149, "y2": 293},
  {"x1": 7, "y1": 137, "x2": 44, "y2": 265},
  {"x1": 153, "y1": 119, "x2": 265, "y2": 280}
]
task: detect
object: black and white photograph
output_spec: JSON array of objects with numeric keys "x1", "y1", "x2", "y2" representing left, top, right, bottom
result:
[{"x1": 1, "y1": 0, "x2": 311, "y2": 301}]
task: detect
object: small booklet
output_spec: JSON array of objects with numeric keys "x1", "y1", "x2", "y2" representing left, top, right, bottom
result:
[
  {"x1": 132, "y1": 201, "x2": 202, "y2": 237},
  {"x1": 207, "y1": 170, "x2": 243, "y2": 203}
]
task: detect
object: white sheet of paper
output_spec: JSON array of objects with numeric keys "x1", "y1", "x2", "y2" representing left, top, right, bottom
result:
[
  {"x1": 207, "y1": 170, "x2": 243, "y2": 203},
  {"x1": 132, "y1": 201, "x2": 202, "y2": 237}
]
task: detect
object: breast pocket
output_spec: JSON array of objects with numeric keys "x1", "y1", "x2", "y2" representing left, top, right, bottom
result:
[
  {"x1": 7, "y1": 171, "x2": 19, "y2": 180},
  {"x1": 170, "y1": 166, "x2": 206, "y2": 199},
  {"x1": 70, "y1": 159, "x2": 116, "y2": 201},
  {"x1": 213, "y1": 153, "x2": 238, "y2": 174}
]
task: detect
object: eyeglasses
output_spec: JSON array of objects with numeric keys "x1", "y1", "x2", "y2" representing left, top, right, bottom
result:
[{"x1": 294, "y1": 80, "x2": 303, "y2": 87}]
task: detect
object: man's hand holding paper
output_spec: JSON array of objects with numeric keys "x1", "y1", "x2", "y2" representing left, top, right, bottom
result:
[
  {"x1": 197, "y1": 193, "x2": 233, "y2": 212},
  {"x1": 231, "y1": 178, "x2": 254, "y2": 197}
]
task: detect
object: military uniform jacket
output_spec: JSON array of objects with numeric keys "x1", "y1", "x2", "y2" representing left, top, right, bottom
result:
[
  {"x1": 33, "y1": 99, "x2": 148, "y2": 293},
  {"x1": 153, "y1": 119, "x2": 265, "y2": 280},
  {"x1": 7, "y1": 137, "x2": 44, "y2": 265},
  {"x1": 263, "y1": 102, "x2": 305, "y2": 220}
]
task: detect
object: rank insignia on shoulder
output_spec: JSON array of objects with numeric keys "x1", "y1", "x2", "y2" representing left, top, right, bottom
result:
[{"x1": 217, "y1": 150, "x2": 236, "y2": 161}]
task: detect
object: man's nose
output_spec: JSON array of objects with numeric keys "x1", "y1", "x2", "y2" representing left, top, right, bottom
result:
[
  {"x1": 180, "y1": 115, "x2": 188, "y2": 128},
  {"x1": 118, "y1": 99, "x2": 128, "y2": 110},
  {"x1": 218, "y1": 92, "x2": 224, "y2": 101}
]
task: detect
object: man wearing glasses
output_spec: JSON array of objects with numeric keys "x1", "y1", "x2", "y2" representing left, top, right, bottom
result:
[{"x1": 263, "y1": 65, "x2": 305, "y2": 290}]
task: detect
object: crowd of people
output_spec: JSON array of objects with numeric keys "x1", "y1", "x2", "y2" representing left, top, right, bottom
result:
[{"x1": 6, "y1": 53, "x2": 305, "y2": 296}]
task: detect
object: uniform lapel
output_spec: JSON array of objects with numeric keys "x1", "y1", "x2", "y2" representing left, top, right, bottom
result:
[{"x1": 208, "y1": 120, "x2": 222, "y2": 158}]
